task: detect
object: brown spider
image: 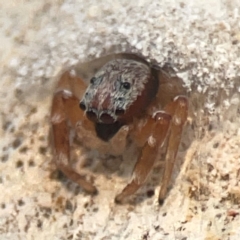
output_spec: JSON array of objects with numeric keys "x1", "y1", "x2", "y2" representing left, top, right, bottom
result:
[{"x1": 51, "y1": 54, "x2": 188, "y2": 204}]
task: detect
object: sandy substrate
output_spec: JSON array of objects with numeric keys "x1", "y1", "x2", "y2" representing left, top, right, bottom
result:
[{"x1": 1, "y1": 0, "x2": 240, "y2": 239}]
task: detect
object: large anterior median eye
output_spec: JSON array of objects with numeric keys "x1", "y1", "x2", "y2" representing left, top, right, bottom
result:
[{"x1": 122, "y1": 82, "x2": 131, "y2": 90}]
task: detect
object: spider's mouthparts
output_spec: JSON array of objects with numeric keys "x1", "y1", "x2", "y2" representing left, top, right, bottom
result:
[{"x1": 99, "y1": 112, "x2": 115, "y2": 124}]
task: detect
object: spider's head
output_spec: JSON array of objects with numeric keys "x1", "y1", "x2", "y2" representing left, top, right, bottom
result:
[{"x1": 79, "y1": 59, "x2": 158, "y2": 124}]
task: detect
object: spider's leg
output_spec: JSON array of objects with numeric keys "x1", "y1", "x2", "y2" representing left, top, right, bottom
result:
[
  {"x1": 115, "y1": 112, "x2": 171, "y2": 203},
  {"x1": 51, "y1": 72, "x2": 97, "y2": 194},
  {"x1": 158, "y1": 96, "x2": 188, "y2": 205}
]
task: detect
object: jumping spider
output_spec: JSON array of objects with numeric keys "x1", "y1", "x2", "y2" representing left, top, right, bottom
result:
[{"x1": 51, "y1": 54, "x2": 188, "y2": 204}]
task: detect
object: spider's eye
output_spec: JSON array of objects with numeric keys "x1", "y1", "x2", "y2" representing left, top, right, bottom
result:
[
  {"x1": 90, "y1": 77, "x2": 97, "y2": 85},
  {"x1": 122, "y1": 82, "x2": 131, "y2": 90},
  {"x1": 79, "y1": 101, "x2": 86, "y2": 111}
]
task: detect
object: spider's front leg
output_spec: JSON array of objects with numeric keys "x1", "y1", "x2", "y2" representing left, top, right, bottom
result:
[
  {"x1": 51, "y1": 71, "x2": 97, "y2": 194},
  {"x1": 158, "y1": 96, "x2": 188, "y2": 205},
  {"x1": 115, "y1": 111, "x2": 172, "y2": 203}
]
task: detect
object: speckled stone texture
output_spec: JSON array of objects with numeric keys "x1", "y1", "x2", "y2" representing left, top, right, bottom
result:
[{"x1": 1, "y1": 0, "x2": 240, "y2": 239}]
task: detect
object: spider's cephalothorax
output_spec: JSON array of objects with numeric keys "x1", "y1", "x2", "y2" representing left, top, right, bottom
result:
[{"x1": 79, "y1": 59, "x2": 159, "y2": 125}]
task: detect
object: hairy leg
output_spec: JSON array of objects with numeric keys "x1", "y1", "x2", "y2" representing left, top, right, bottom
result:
[
  {"x1": 158, "y1": 96, "x2": 188, "y2": 204},
  {"x1": 51, "y1": 72, "x2": 97, "y2": 194},
  {"x1": 115, "y1": 111, "x2": 171, "y2": 203}
]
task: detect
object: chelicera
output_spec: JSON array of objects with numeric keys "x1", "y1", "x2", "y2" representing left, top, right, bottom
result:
[{"x1": 51, "y1": 55, "x2": 188, "y2": 204}]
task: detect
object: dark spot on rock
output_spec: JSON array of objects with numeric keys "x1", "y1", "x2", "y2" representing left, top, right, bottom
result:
[
  {"x1": 40, "y1": 206, "x2": 52, "y2": 214},
  {"x1": 1, "y1": 203, "x2": 6, "y2": 209},
  {"x1": 24, "y1": 223, "x2": 29, "y2": 233},
  {"x1": 49, "y1": 170, "x2": 66, "y2": 182},
  {"x1": 201, "y1": 204, "x2": 207, "y2": 212},
  {"x1": 1, "y1": 154, "x2": 8, "y2": 162},
  {"x1": 208, "y1": 124, "x2": 213, "y2": 131},
  {"x1": 67, "y1": 234, "x2": 73, "y2": 240},
  {"x1": 39, "y1": 206, "x2": 52, "y2": 219},
  {"x1": 30, "y1": 123, "x2": 39, "y2": 133},
  {"x1": 18, "y1": 199, "x2": 25, "y2": 206},
  {"x1": 65, "y1": 200, "x2": 73, "y2": 212},
  {"x1": 232, "y1": 39, "x2": 238, "y2": 45},
  {"x1": 153, "y1": 225, "x2": 159, "y2": 230},
  {"x1": 39, "y1": 146, "x2": 47, "y2": 155},
  {"x1": 55, "y1": 196, "x2": 65, "y2": 211},
  {"x1": 28, "y1": 159, "x2": 35, "y2": 167},
  {"x1": 2, "y1": 121, "x2": 11, "y2": 131},
  {"x1": 207, "y1": 163, "x2": 214, "y2": 172},
  {"x1": 142, "y1": 231, "x2": 149, "y2": 240},
  {"x1": 38, "y1": 135, "x2": 45, "y2": 141},
  {"x1": 16, "y1": 160, "x2": 23, "y2": 168},
  {"x1": 10, "y1": 126, "x2": 15, "y2": 133},
  {"x1": 30, "y1": 107, "x2": 37, "y2": 114},
  {"x1": 37, "y1": 219, "x2": 42, "y2": 228},
  {"x1": 213, "y1": 142, "x2": 219, "y2": 148},
  {"x1": 14, "y1": 88, "x2": 23, "y2": 98},
  {"x1": 74, "y1": 186, "x2": 81, "y2": 195},
  {"x1": 146, "y1": 189, "x2": 154, "y2": 198},
  {"x1": 19, "y1": 146, "x2": 29, "y2": 153},
  {"x1": 221, "y1": 174, "x2": 229, "y2": 181},
  {"x1": 93, "y1": 207, "x2": 99, "y2": 212},
  {"x1": 162, "y1": 212, "x2": 167, "y2": 217},
  {"x1": 43, "y1": 213, "x2": 50, "y2": 218},
  {"x1": 12, "y1": 138, "x2": 22, "y2": 149}
]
